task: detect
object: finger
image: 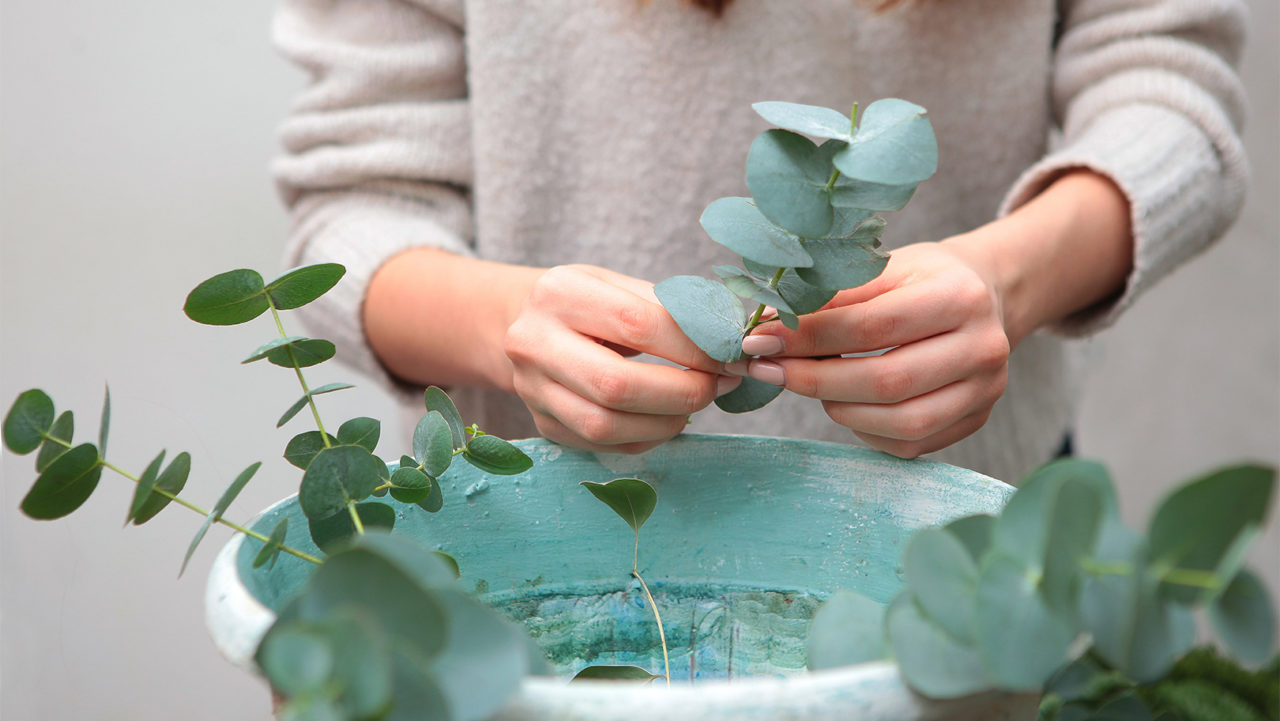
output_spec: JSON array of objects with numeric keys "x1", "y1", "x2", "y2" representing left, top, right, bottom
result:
[
  {"x1": 534, "y1": 266, "x2": 722, "y2": 373},
  {"x1": 508, "y1": 322, "x2": 735, "y2": 415},
  {"x1": 820, "y1": 374, "x2": 1005, "y2": 444},
  {"x1": 766, "y1": 328, "x2": 1010, "y2": 403},
  {"x1": 849, "y1": 410, "x2": 992, "y2": 459},
  {"x1": 755, "y1": 281, "x2": 981, "y2": 358},
  {"x1": 522, "y1": 379, "x2": 690, "y2": 450}
]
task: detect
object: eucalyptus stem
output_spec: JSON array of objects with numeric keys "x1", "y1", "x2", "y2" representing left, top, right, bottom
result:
[
  {"x1": 1080, "y1": 558, "x2": 1222, "y2": 591},
  {"x1": 631, "y1": 566, "x2": 671, "y2": 686},
  {"x1": 346, "y1": 501, "x2": 367, "y2": 535},
  {"x1": 743, "y1": 267, "x2": 789, "y2": 335},
  {"x1": 269, "y1": 303, "x2": 331, "y2": 447},
  {"x1": 93, "y1": 454, "x2": 323, "y2": 565}
]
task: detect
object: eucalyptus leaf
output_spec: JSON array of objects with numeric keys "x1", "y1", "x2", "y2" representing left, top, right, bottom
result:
[
  {"x1": 98, "y1": 385, "x2": 110, "y2": 457},
  {"x1": 300, "y1": 445, "x2": 386, "y2": 520},
  {"x1": 795, "y1": 234, "x2": 889, "y2": 292},
  {"x1": 886, "y1": 593, "x2": 992, "y2": 699},
  {"x1": 131, "y1": 451, "x2": 191, "y2": 524},
  {"x1": 4, "y1": 388, "x2": 55, "y2": 454},
  {"x1": 258, "y1": 624, "x2": 336, "y2": 697},
  {"x1": 1209, "y1": 568, "x2": 1276, "y2": 665},
  {"x1": 278, "y1": 382, "x2": 355, "y2": 428},
  {"x1": 243, "y1": 337, "x2": 337, "y2": 369},
  {"x1": 462, "y1": 435, "x2": 533, "y2": 475},
  {"x1": 424, "y1": 386, "x2": 466, "y2": 450},
  {"x1": 1080, "y1": 553, "x2": 1196, "y2": 683},
  {"x1": 36, "y1": 410, "x2": 74, "y2": 473},
  {"x1": 418, "y1": 475, "x2": 445, "y2": 514},
  {"x1": 325, "y1": 610, "x2": 394, "y2": 720},
  {"x1": 972, "y1": 553, "x2": 1075, "y2": 691},
  {"x1": 752, "y1": 101, "x2": 853, "y2": 141},
  {"x1": 308, "y1": 502, "x2": 396, "y2": 554},
  {"x1": 831, "y1": 176, "x2": 918, "y2": 212},
  {"x1": 1089, "y1": 695, "x2": 1153, "y2": 721},
  {"x1": 654, "y1": 275, "x2": 746, "y2": 363},
  {"x1": 389, "y1": 466, "x2": 433, "y2": 505},
  {"x1": 571, "y1": 665, "x2": 662, "y2": 683},
  {"x1": 127, "y1": 450, "x2": 166, "y2": 524},
  {"x1": 284, "y1": 431, "x2": 336, "y2": 470},
  {"x1": 717, "y1": 267, "x2": 793, "y2": 314},
  {"x1": 806, "y1": 590, "x2": 887, "y2": 670},
  {"x1": 580, "y1": 478, "x2": 657, "y2": 534},
  {"x1": 21, "y1": 442, "x2": 102, "y2": 520},
  {"x1": 778, "y1": 310, "x2": 800, "y2": 330},
  {"x1": 834, "y1": 98, "x2": 938, "y2": 186},
  {"x1": 183, "y1": 268, "x2": 269, "y2": 325},
  {"x1": 434, "y1": 551, "x2": 460, "y2": 578},
  {"x1": 775, "y1": 270, "x2": 837, "y2": 315},
  {"x1": 254, "y1": 518, "x2": 291, "y2": 570},
  {"x1": 265, "y1": 263, "x2": 346, "y2": 310},
  {"x1": 429, "y1": 585, "x2": 535, "y2": 721},
  {"x1": 1147, "y1": 464, "x2": 1274, "y2": 603},
  {"x1": 713, "y1": 375, "x2": 785, "y2": 413},
  {"x1": 942, "y1": 514, "x2": 995, "y2": 562},
  {"x1": 823, "y1": 209, "x2": 883, "y2": 242},
  {"x1": 699, "y1": 197, "x2": 813, "y2": 267},
  {"x1": 337, "y1": 417, "x2": 381, "y2": 453},
  {"x1": 181, "y1": 462, "x2": 261, "y2": 576},
  {"x1": 904, "y1": 527, "x2": 979, "y2": 645},
  {"x1": 745, "y1": 129, "x2": 835, "y2": 238},
  {"x1": 413, "y1": 411, "x2": 454, "y2": 477}
]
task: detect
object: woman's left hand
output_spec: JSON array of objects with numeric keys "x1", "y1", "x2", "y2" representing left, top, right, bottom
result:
[{"x1": 731, "y1": 239, "x2": 1012, "y2": 459}]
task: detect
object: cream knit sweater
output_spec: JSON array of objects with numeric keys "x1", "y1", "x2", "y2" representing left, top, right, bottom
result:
[{"x1": 273, "y1": 0, "x2": 1248, "y2": 484}]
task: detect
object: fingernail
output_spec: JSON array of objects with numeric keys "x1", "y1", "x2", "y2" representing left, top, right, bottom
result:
[
  {"x1": 724, "y1": 360, "x2": 750, "y2": 376},
  {"x1": 742, "y1": 335, "x2": 785, "y2": 356},
  {"x1": 748, "y1": 360, "x2": 786, "y2": 386},
  {"x1": 715, "y1": 375, "x2": 742, "y2": 397}
]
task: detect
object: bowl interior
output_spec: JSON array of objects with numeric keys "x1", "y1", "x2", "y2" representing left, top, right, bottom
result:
[{"x1": 235, "y1": 434, "x2": 1011, "y2": 681}]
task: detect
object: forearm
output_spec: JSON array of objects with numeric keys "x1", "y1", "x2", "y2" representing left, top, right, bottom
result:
[
  {"x1": 364, "y1": 248, "x2": 544, "y2": 392},
  {"x1": 945, "y1": 169, "x2": 1133, "y2": 347}
]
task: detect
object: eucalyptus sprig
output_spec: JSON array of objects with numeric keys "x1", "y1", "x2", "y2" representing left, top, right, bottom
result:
[
  {"x1": 808, "y1": 459, "x2": 1278, "y2": 720},
  {"x1": 655, "y1": 98, "x2": 938, "y2": 412}
]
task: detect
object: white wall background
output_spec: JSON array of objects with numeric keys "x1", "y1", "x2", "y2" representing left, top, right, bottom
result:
[{"x1": 1, "y1": 2, "x2": 1275, "y2": 719}]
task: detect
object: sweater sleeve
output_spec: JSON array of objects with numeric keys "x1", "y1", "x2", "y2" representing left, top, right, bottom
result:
[
  {"x1": 272, "y1": 0, "x2": 472, "y2": 387},
  {"x1": 998, "y1": 0, "x2": 1249, "y2": 336}
]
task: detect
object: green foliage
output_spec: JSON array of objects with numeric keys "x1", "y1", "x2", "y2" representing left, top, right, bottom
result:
[
  {"x1": 423, "y1": 386, "x2": 466, "y2": 449},
  {"x1": 264, "y1": 263, "x2": 346, "y2": 310},
  {"x1": 571, "y1": 665, "x2": 662, "y2": 683},
  {"x1": 309, "y1": 503, "x2": 396, "y2": 554},
  {"x1": 461, "y1": 435, "x2": 533, "y2": 476},
  {"x1": 412, "y1": 411, "x2": 453, "y2": 477},
  {"x1": 182, "y1": 462, "x2": 261, "y2": 576},
  {"x1": 806, "y1": 590, "x2": 887, "y2": 670},
  {"x1": 36, "y1": 410, "x2": 74, "y2": 472},
  {"x1": 579, "y1": 478, "x2": 657, "y2": 535},
  {"x1": 254, "y1": 518, "x2": 291, "y2": 570},
  {"x1": 131, "y1": 452, "x2": 191, "y2": 524},
  {"x1": 656, "y1": 98, "x2": 938, "y2": 413},
  {"x1": 21, "y1": 442, "x2": 102, "y2": 520},
  {"x1": 809, "y1": 460, "x2": 1277, "y2": 707},
  {"x1": 4, "y1": 388, "x2": 55, "y2": 454},
  {"x1": 299, "y1": 445, "x2": 386, "y2": 521},
  {"x1": 183, "y1": 269, "x2": 270, "y2": 325},
  {"x1": 244, "y1": 337, "x2": 337, "y2": 369},
  {"x1": 285, "y1": 431, "x2": 337, "y2": 470},
  {"x1": 278, "y1": 382, "x2": 355, "y2": 428}
]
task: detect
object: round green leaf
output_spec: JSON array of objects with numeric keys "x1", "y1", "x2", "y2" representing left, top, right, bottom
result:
[
  {"x1": 244, "y1": 337, "x2": 337, "y2": 369},
  {"x1": 423, "y1": 386, "x2": 465, "y2": 449},
  {"x1": 1080, "y1": 558, "x2": 1195, "y2": 683},
  {"x1": 942, "y1": 514, "x2": 995, "y2": 562},
  {"x1": 904, "y1": 527, "x2": 979, "y2": 645},
  {"x1": 127, "y1": 449, "x2": 167, "y2": 524},
  {"x1": 1209, "y1": 568, "x2": 1276, "y2": 665},
  {"x1": 4, "y1": 389, "x2": 55, "y2": 454},
  {"x1": 654, "y1": 275, "x2": 746, "y2": 363},
  {"x1": 795, "y1": 235, "x2": 889, "y2": 292},
  {"x1": 258, "y1": 624, "x2": 336, "y2": 697},
  {"x1": 266, "y1": 263, "x2": 346, "y2": 310},
  {"x1": 183, "y1": 268, "x2": 269, "y2": 325},
  {"x1": 1147, "y1": 464, "x2": 1275, "y2": 603},
  {"x1": 745, "y1": 129, "x2": 835, "y2": 238},
  {"x1": 413, "y1": 411, "x2": 454, "y2": 477},
  {"x1": 580, "y1": 478, "x2": 657, "y2": 534},
  {"x1": 300, "y1": 446, "x2": 385, "y2": 520},
  {"x1": 713, "y1": 375, "x2": 785, "y2": 413},
  {"x1": 699, "y1": 197, "x2": 814, "y2": 268},
  {"x1": 428, "y1": 584, "x2": 532, "y2": 721},
  {"x1": 831, "y1": 176, "x2": 919, "y2": 212},
  {"x1": 806, "y1": 590, "x2": 887, "y2": 670},
  {"x1": 36, "y1": 410, "x2": 74, "y2": 473},
  {"x1": 324, "y1": 610, "x2": 393, "y2": 719},
  {"x1": 822, "y1": 207, "x2": 880, "y2": 241},
  {"x1": 571, "y1": 665, "x2": 662, "y2": 683},
  {"x1": 389, "y1": 466, "x2": 433, "y2": 505},
  {"x1": 973, "y1": 553, "x2": 1075, "y2": 691},
  {"x1": 337, "y1": 417, "x2": 381, "y2": 453},
  {"x1": 254, "y1": 517, "x2": 291, "y2": 570},
  {"x1": 21, "y1": 442, "x2": 102, "y2": 520},
  {"x1": 462, "y1": 435, "x2": 533, "y2": 476},
  {"x1": 418, "y1": 474, "x2": 445, "y2": 514},
  {"x1": 307, "y1": 501, "x2": 396, "y2": 554},
  {"x1": 886, "y1": 593, "x2": 992, "y2": 699},
  {"x1": 774, "y1": 269, "x2": 837, "y2": 315},
  {"x1": 752, "y1": 101, "x2": 853, "y2": 141},
  {"x1": 716, "y1": 266, "x2": 794, "y2": 314},
  {"x1": 284, "y1": 431, "x2": 336, "y2": 470},
  {"x1": 834, "y1": 98, "x2": 938, "y2": 186},
  {"x1": 132, "y1": 451, "x2": 191, "y2": 524}
]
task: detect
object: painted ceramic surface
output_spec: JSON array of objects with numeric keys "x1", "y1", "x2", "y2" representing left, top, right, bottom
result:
[{"x1": 207, "y1": 434, "x2": 1037, "y2": 720}]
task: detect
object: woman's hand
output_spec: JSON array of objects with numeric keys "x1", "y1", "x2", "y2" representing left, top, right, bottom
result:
[
  {"x1": 730, "y1": 169, "x2": 1133, "y2": 458},
  {"x1": 733, "y1": 241, "x2": 1011, "y2": 458},
  {"x1": 504, "y1": 264, "x2": 738, "y2": 453}
]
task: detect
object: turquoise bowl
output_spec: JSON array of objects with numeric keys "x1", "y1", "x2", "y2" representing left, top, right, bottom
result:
[{"x1": 206, "y1": 434, "x2": 1038, "y2": 720}]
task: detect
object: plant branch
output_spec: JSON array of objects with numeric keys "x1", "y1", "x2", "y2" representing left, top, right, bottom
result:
[
  {"x1": 269, "y1": 302, "x2": 332, "y2": 446},
  {"x1": 743, "y1": 267, "x2": 789, "y2": 336},
  {"x1": 631, "y1": 567, "x2": 671, "y2": 686}
]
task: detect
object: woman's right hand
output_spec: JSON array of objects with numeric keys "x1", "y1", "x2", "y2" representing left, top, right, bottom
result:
[{"x1": 504, "y1": 264, "x2": 739, "y2": 453}]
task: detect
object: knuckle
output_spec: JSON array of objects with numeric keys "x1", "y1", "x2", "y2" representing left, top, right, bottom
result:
[
  {"x1": 858, "y1": 311, "x2": 899, "y2": 349},
  {"x1": 870, "y1": 366, "x2": 913, "y2": 403},
  {"x1": 589, "y1": 367, "x2": 635, "y2": 407},
  {"x1": 575, "y1": 407, "x2": 618, "y2": 445},
  {"x1": 614, "y1": 304, "x2": 660, "y2": 348},
  {"x1": 893, "y1": 408, "x2": 939, "y2": 442},
  {"x1": 786, "y1": 364, "x2": 821, "y2": 398}
]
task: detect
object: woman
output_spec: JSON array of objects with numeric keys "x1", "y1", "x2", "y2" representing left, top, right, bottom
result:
[{"x1": 272, "y1": 0, "x2": 1248, "y2": 483}]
